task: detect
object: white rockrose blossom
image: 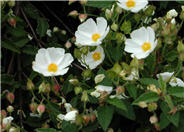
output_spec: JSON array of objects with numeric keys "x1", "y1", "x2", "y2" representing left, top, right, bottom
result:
[
  {"x1": 91, "y1": 85, "x2": 113, "y2": 98},
  {"x1": 117, "y1": 0, "x2": 148, "y2": 13},
  {"x1": 64, "y1": 103, "x2": 72, "y2": 113},
  {"x1": 125, "y1": 68, "x2": 139, "y2": 81},
  {"x1": 75, "y1": 17, "x2": 109, "y2": 46},
  {"x1": 166, "y1": 9, "x2": 178, "y2": 19},
  {"x1": 124, "y1": 26, "x2": 157, "y2": 59},
  {"x1": 2, "y1": 116, "x2": 14, "y2": 129},
  {"x1": 57, "y1": 110, "x2": 78, "y2": 121},
  {"x1": 33, "y1": 47, "x2": 74, "y2": 76},
  {"x1": 79, "y1": 46, "x2": 105, "y2": 69}
]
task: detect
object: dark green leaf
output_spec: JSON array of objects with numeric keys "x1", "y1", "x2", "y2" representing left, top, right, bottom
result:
[
  {"x1": 46, "y1": 102, "x2": 60, "y2": 124},
  {"x1": 107, "y1": 98, "x2": 127, "y2": 111},
  {"x1": 1, "y1": 40, "x2": 21, "y2": 54},
  {"x1": 36, "y1": 18, "x2": 49, "y2": 38},
  {"x1": 160, "y1": 112, "x2": 170, "y2": 130},
  {"x1": 132, "y1": 92, "x2": 159, "y2": 105},
  {"x1": 168, "y1": 86, "x2": 184, "y2": 98},
  {"x1": 125, "y1": 84, "x2": 137, "y2": 99},
  {"x1": 14, "y1": 38, "x2": 30, "y2": 48},
  {"x1": 62, "y1": 74, "x2": 74, "y2": 95},
  {"x1": 22, "y1": 45, "x2": 38, "y2": 55},
  {"x1": 62, "y1": 121, "x2": 78, "y2": 132},
  {"x1": 97, "y1": 105, "x2": 114, "y2": 131},
  {"x1": 139, "y1": 78, "x2": 160, "y2": 88},
  {"x1": 36, "y1": 128, "x2": 61, "y2": 132},
  {"x1": 86, "y1": 1, "x2": 114, "y2": 8}
]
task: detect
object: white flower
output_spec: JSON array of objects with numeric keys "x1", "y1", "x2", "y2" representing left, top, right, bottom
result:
[
  {"x1": 124, "y1": 26, "x2": 157, "y2": 59},
  {"x1": 64, "y1": 103, "x2": 72, "y2": 113},
  {"x1": 79, "y1": 46, "x2": 105, "y2": 69},
  {"x1": 33, "y1": 47, "x2": 74, "y2": 76},
  {"x1": 95, "y1": 85, "x2": 113, "y2": 94},
  {"x1": 75, "y1": 17, "x2": 109, "y2": 46},
  {"x1": 57, "y1": 110, "x2": 78, "y2": 121},
  {"x1": 46, "y1": 29, "x2": 52, "y2": 37},
  {"x1": 94, "y1": 74, "x2": 105, "y2": 84},
  {"x1": 125, "y1": 68, "x2": 139, "y2": 81},
  {"x1": 171, "y1": 18, "x2": 176, "y2": 24},
  {"x1": 2, "y1": 116, "x2": 13, "y2": 128},
  {"x1": 157, "y1": 72, "x2": 184, "y2": 87},
  {"x1": 166, "y1": 9, "x2": 178, "y2": 19},
  {"x1": 110, "y1": 94, "x2": 129, "y2": 99},
  {"x1": 90, "y1": 91, "x2": 101, "y2": 98},
  {"x1": 117, "y1": 0, "x2": 148, "y2": 13}
]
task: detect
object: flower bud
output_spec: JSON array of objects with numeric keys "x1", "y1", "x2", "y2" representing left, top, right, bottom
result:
[
  {"x1": 177, "y1": 40, "x2": 184, "y2": 53},
  {"x1": 9, "y1": 127, "x2": 19, "y2": 132},
  {"x1": 1, "y1": 110, "x2": 7, "y2": 119},
  {"x1": 68, "y1": 10, "x2": 79, "y2": 18},
  {"x1": 180, "y1": 11, "x2": 184, "y2": 20},
  {"x1": 7, "y1": 106, "x2": 14, "y2": 113},
  {"x1": 134, "y1": 14, "x2": 141, "y2": 23},
  {"x1": 37, "y1": 104, "x2": 46, "y2": 115},
  {"x1": 116, "y1": 86, "x2": 125, "y2": 95},
  {"x1": 94, "y1": 74, "x2": 105, "y2": 84},
  {"x1": 39, "y1": 82, "x2": 51, "y2": 93},
  {"x1": 144, "y1": 5, "x2": 155, "y2": 16},
  {"x1": 111, "y1": 23, "x2": 118, "y2": 32},
  {"x1": 138, "y1": 101, "x2": 147, "y2": 108},
  {"x1": 148, "y1": 102, "x2": 158, "y2": 112},
  {"x1": 81, "y1": 91, "x2": 88, "y2": 102},
  {"x1": 6, "y1": 93, "x2": 15, "y2": 104},
  {"x1": 69, "y1": 79, "x2": 79, "y2": 86},
  {"x1": 79, "y1": 14, "x2": 88, "y2": 22},
  {"x1": 74, "y1": 48, "x2": 82, "y2": 59},
  {"x1": 166, "y1": 9, "x2": 178, "y2": 19},
  {"x1": 105, "y1": 9, "x2": 112, "y2": 20},
  {"x1": 8, "y1": 0, "x2": 15, "y2": 7},
  {"x1": 82, "y1": 69, "x2": 92, "y2": 79},
  {"x1": 74, "y1": 87, "x2": 83, "y2": 95},
  {"x1": 61, "y1": 30, "x2": 66, "y2": 35},
  {"x1": 147, "y1": 84, "x2": 161, "y2": 95},
  {"x1": 80, "y1": 0, "x2": 87, "y2": 5},
  {"x1": 30, "y1": 102, "x2": 38, "y2": 113},
  {"x1": 52, "y1": 85, "x2": 60, "y2": 93},
  {"x1": 68, "y1": 0, "x2": 77, "y2": 5},
  {"x1": 53, "y1": 26, "x2": 59, "y2": 32},
  {"x1": 81, "y1": 46, "x2": 88, "y2": 55},
  {"x1": 65, "y1": 41, "x2": 72, "y2": 49},
  {"x1": 149, "y1": 115, "x2": 158, "y2": 124},
  {"x1": 120, "y1": 20, "x2": 131, "y2": 34},
  {"x1": 8, "y1": 18, "x2": 16, "y2": 27},
  {"x1": 107, "y1": 128, "x2": 114, "y2": 132},
  {"x1": 27, "y1": 79, "x2": 35, "y2": 90},
  {"x1": 115, "y1": 6, "x2": 123, "y2": 14},
  {"x1": 82, "y1": 115, "x2": 90, "y2": 124},
  {"x1": 2, "y1": 116, "x2": 13, "y2": 130},
  {"x1": 111, "y1": 62, "x2": 122, "y2": 74},
  {"x1": 90, "y1": 114, "x2": 96, "y2": 122},
  {"x1": 115, "y1": 33, "x2": 126, "y2": 44}
]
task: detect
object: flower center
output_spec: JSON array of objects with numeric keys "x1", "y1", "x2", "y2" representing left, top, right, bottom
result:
[
  {"x1": 92, "y1": 33, "x2": 101, "y2": 42},
  {"x1": 142, "y1": 42, "x2": 151, "y2": 52},
  {"x1": 92, "y1": 52, "x2": 101, "y2": 61},
  {"x1": 48, "y1": 63, "x2": 58, "y2": 72},
  {"x1": 126, "y1": 0, "x2": 135, "y2": 8}
]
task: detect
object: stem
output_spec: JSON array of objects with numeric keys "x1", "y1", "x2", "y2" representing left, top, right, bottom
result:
[
  {"x1": 20, "y1": 8, "x2": 42, "y2": 48},
  {"x1": 83, "y1": 5, "x2": 86, "y2": 14},
  {"x1": 31, "y1": 90, "x2": 40, "y2": 102},
  {"x1": 72, "y1": 63, "x2": 84, "y2": 71},
  {"x1": 43, "y1": 3, "x2": 74, "y2": 36},
  {"x1": 119, "y1": 11, "x2": 130, "y2": 25},
  {"x1": 53, "y1": 77, "x2": 65, "y2": 98},
  {"x1": 7, "y1": 53, "x2": 15, "y2": 74}
]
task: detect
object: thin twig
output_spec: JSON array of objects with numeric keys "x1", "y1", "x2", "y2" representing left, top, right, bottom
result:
[
  {"x1": 20, "y1": 8, "x2": 42, "y2": 48},
  {"x1": 73, "y1": 63, "x2": 84, "y2": 71},
  {"x1": 43, "y1": 3, "x2": 74, "y2": 36},
  {"x1": 7, "y1": 53, "x2": 15, "y2": 74},
  {"x1": 53, "y1": 77, "x2": 65, "y2": 98}
]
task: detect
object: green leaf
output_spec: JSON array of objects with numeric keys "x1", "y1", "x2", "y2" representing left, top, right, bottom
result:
[
  {"x1": 62, "y1": 121, "x2": 78, "y2": 132},
  {"x1": 116, "y1": 100, "x2": 135, "y2": 120},
  {"x1": 86, "y1": 1, "x2": 114, "y2": 8},
  {"x1": 8, "y1": 28, "x2": 26, "y2": 37},
  {"x1": 62, "y1": 74, "x2": 74, "y2": 95},
  {"x1": 168, "y1": 86, "x2": 184, "y2": 98},
  {"x1": 22, "y1": 45, "x2": 38, "y2": 55},
  {"x1": 1, "y1": 40, "x2": 21, "y2": 54},
  {"x1": 132, "y1": 92, "x2": 159, "y2": 105},
  {"x1": 14, "y1": 38, "x2": 30, "y2": 48},
  {"x1": 1, "y1": 74, "x2": 15, "y2": 85},
  {"x1": 166, "y1": 50, "x2": 178, "y2": 62},
  {"x1": 36, "y1": 128, "x2": 61, "y2": 132},
  {"x1": 139, "y1": 78, "x2": 160, "y2": 88},
  {"x1": 159, "y1": 112, "x2": 170, "y2": 130},
  {"x1": 97, "y1": 67, "x2": 112, "y2": 86},
  {"x1": 125, "y1": 84, "x2": 137, "y2": 99},
  {"x1": 107, "y1": 98, "x2": 127, "y2": 111},
  {"x1": 160, "y1": 102, "x2": 180, "y2": 127},
  {"x1": 46, "y1": 102, "x2": 60, "y2": 124},
  {"x1": 23, "y1": 3, "x2": 40, "y2": 19},
  {"x1": 36, "y1": 18, "x2": 49, "y2": 38},
  {"x1": 97, "y1": 105, "x2": 114, "y2": 131}
]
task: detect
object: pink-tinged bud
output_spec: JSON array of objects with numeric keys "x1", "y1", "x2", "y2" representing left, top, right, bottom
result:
[
  {"x1": 68, "y1": 10, "x2": 79, "y2": 18},
  {"x1": 149, "y1": 115, "x2": 158, "y2": 124},
  {"x1": 29, "y1": 103, "x2": 38, "y2": 113},
  {"x1": 1, "y1": 110, "x2": 7, "y2": 118},
  {"x1": 6, "y1": 93, "x2": 15, "y2": 104},
  {"x1": 79, "y1": 14, "x2": 88, "y2": 22},
  {"x1": 8, "y1": 18, "x2": 16, "y2": 27},
  {"x1": 37, "y1": 104, "x2": 46, "y2": 115},
  {"x1": 116, "y1": 86, "x2": 125, "y2": 95},
  {"x1": 90, "y1": 114, "x2": 96, "y2": 122},
  {"x1": 6, "y1": 106, "x2": 14, "y2": 113},
  {"x1": 80, "y1": 0, "x2": 87, "y2": 5},
  {"x1": 65, "y1": 41, "x2": 72, "y2": 49},
  {"x1": 83, "y1": 115, "x2": 90, "y2": 124},
  {"x1": 53, "y1": 85, "x2": 60, "y2": 93}
]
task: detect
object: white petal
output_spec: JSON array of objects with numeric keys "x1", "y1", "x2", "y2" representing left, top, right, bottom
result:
[
  {"x1": 64, "y1": 110, "x2": 78, "y2": 121},
  {"x1": 95, "y1": 85, "x2": 113, "y2": 94},
  {"x1": 156, "y1": 72, "x2": 174, "y2": 82},
  {"x1": 96, "y1": 17, "x2": 108, "y2": 35},
  {"x1": 47, "y1": 47, "x2": 65, "y2": 64},
  {"x1": 58, "y1": 53, "x2": 74, "y2": 69}
]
